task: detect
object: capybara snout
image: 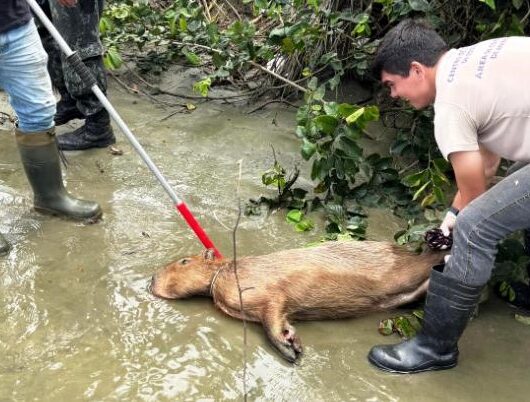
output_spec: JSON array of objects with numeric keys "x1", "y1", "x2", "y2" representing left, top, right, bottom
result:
[{"x1": 152, "y1": 241, "x2": 444, "y2": 362}]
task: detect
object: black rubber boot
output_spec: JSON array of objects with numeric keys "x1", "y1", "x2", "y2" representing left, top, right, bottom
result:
[
  {"x1": 16, "y1": 129, "x2": 102, "y2": 221},
  {"x1": 56, "y1": 109, "x2": 116, "y2": 151},
  {"x1": 0, "y1": 232, "x2": 9, "y2": 255},
  {"x1": 368, "y1": 264, "x2": 483, "y2": 373},
  {"x1": 54, "y1": 94, "x2": 84, "y2": 126}
]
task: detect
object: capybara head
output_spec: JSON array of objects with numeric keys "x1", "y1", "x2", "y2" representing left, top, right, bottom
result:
[{"x1": 151, "y1": 249, "x2": 218, "y2": 299}]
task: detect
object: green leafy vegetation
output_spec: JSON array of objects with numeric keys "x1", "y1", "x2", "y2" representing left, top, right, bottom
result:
[{"x1": 101, "y1": 0, "x2": 529, "y2": 253}]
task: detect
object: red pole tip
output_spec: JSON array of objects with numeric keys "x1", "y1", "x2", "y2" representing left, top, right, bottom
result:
[{"x1": 175, "y1": 202, "x2": 223, "y2": 259}]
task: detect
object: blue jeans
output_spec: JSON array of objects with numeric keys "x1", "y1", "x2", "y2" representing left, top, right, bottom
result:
[
  {"x1": 0, "y1": 20, "x2": 56, "y2": 133},
  {"x1": 445, "y1": 164, "x2": 530, "y2": 286}
]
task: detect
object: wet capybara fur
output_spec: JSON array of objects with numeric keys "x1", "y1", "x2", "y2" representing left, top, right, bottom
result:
[{"x1": 151, "y1": 241, "x2": 443, "y2": 362}]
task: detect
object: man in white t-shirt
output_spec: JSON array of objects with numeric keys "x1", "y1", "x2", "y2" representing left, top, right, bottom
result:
[{"x1": 367, "y1": 19, "x2": 530, "y2": 374}]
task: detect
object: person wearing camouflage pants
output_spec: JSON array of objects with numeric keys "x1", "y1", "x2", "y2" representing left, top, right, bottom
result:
[{"x1": 38, "y1": 0, "x2": 115, "y2": 150}]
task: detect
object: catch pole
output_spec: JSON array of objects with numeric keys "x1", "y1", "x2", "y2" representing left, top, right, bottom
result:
[{"x1": 27, "y1": 0, "x2": 222, "y2": 258}]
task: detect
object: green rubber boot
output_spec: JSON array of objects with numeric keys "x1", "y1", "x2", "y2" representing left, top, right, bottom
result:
[{"x1": 16, "y1": 129, "x2": 102, "y2": 221}]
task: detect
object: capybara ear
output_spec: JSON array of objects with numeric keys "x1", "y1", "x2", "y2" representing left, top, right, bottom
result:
[{"x1": 202, "y1": 248, "x2": 215, "y2": 261}]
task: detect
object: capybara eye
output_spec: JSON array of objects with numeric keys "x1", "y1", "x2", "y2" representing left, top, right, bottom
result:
[{"x1": 179, "y1": 258, "x2": 191, "y2": 265}]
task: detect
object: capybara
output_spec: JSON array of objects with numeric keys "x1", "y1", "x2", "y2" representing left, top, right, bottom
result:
[{"x1": 151, "y1": 241, "x2": 444, "y2": 362}]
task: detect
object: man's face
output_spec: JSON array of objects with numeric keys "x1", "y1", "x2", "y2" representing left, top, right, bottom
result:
[{"x1": 381, "y1": 63, "x2": 435, "y2": 109}]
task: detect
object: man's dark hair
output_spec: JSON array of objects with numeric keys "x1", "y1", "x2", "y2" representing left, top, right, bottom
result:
[{"x1": 372, "y1": 19, "x2": 448, "y2": 79}]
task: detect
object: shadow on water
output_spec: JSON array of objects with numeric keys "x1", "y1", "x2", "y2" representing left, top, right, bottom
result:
[{"x1": 1, "y1": 85, "x2": 529, "y2": 401}]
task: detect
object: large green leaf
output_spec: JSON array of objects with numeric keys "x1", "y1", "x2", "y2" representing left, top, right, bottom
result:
[
  {"x1": 301, "y1": 138, "x2": 317, "y2": 160},
  {"x1": 335, "y1": 136, "x2": 362, "y2": 159},
  {"x1": 313, "y1": 115, "x2": 339, "y2": 135},
  {"x1": 337, "y1": 103, "x2": 357, "y2": 118},
  {"x1": 402, "y1": 171, "x2": 425, "y2": 187},
  {"x1": 182, "y1": 50, "x2": 201, "y2": 66},
  {"x1": 345, "y1": 107, "x2": 365, "y2": 124},
  {"x1": 286, "y1": 209, "x2": 303, "y2": 223},
  {"x1": 412, "y1": 181, "x2": 430, "y2": 201},
  {"x1": 323, "y1": 101, "x2": 339, "y2": 117}
]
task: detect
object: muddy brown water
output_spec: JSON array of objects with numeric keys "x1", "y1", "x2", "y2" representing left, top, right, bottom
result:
[{"x1": 1, "y1": 86, "x2": 529, "y2": 401}]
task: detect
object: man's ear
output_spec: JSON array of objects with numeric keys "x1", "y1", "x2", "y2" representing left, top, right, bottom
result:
[
  {"x1": 410, "y1": 61, "x2": 425, "y2": 77},
  {"x1": 202, "y1": 248, "x2": 216, "y2": 261}
]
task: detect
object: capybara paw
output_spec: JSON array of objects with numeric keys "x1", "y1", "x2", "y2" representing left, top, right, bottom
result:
[
  {"x1": 275, "y1": 341, "x2": 302, "y2": 363},
  {"x1": 282, "y1": 327, "x2": 303, "y2": 354},
  {"x1": 274, "y1": 327, "x2": 303, "y2": 362}
]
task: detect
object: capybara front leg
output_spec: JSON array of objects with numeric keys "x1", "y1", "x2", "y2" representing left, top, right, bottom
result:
[{"x1": 262, "y1": 308, "x2": 302, "y2": 362}]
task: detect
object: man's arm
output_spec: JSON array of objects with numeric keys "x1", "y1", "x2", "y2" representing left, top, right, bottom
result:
[
  {"x1": 438, "y1": 150, "x2": 488, "y2": 236},
  {"x1": 480, "y1": 146, "x2": 501, "y2": 184},
  {"x1": 450, "y1": 147, "x2": 500, "y2": 210},
  {"x1": 449, "y1": 150, "x2": 488, "y2": 211}
]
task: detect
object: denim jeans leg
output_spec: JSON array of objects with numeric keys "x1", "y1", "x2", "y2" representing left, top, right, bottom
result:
[
  {"x1": 445, "y1": 164, "x2": 530, "y2": 286},
  {"x1": 0, "y1": 20, "x2": 56, "y2": 133}
]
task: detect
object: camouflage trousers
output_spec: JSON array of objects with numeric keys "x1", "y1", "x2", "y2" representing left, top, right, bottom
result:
[{"x1": 38, "y1": 0, "x2": 107, "y2": 116}]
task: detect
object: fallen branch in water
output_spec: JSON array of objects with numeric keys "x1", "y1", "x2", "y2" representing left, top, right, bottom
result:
[
  {"x1": 159, "y1": 108, "x2": 189, "y2": 121},
  {"x1": 247, "y1": 99, "x2": 299, "y2": 114},
  {"x1": 108, "y1": 71, "x2": 139, "y2": 95},
  {"x1": 123, "y1": 61, "x2": 259, "y2": 102}
]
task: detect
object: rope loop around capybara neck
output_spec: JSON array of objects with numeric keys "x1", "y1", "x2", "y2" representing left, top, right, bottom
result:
[{"x1": 209, "y1": 261, "x2": 234, "y2": 301}]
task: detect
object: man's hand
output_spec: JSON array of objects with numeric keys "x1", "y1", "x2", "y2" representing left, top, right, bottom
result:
[
  {"x1": 440, "y1": 209, "x2": 457, "y2": 236},
  {"x1": 57, "y1": 0, "x2": 77, "y2": 7}
]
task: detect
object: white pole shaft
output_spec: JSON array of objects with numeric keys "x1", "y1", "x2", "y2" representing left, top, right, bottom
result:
[{"x1": 91, "y1": 86, "x2": 182, "y2": 204}]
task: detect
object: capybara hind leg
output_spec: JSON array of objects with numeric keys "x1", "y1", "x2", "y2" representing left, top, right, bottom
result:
[
  {"x1": 378, "y1": 279, "x2": 430, "y2": 309},
  {"x1": 262, "y1": 308, "x2": 302, "y2": 362}
]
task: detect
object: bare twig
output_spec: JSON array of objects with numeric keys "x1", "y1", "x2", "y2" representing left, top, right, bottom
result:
[
  {"x1": 110, "y1": 71, "x2": 186, "y2": 108},
  {"x1": 159, "y1": 108, "x2": 188, "y2": 121},
  {"x1": 109, "y1": 71, "x2": 140, "y2": 95},
  {"x1": 249, "y1": 61, "x2": 308, "y2": 93},
  {"x1": 398, "y1": 160, "x2": 420, "y2": 175},
  {"x1": 213, "y1": 210, "x2": 232, "y2": 231},
  {"x1": 138, "y1": 87, "x2": 188, "y2": 108},
  {"x1": 200, "y1": 0, "x2": 211, "y2": 22},
  {"x1": 221, "y1": 0, "x2": 241, "y2": 20},
  {"x1": 521, "y1": 0, "x2": 530, "y2": 24},
  {"x1": 247, "y1": 99, "x2": 299, "y2": 114},
  {"x1": 172, "y1": 40, "x2": 223, "y2": 54},
  {"x1": 232, "y1": 159, "x2": 248, "y2": 401},
  {"x1": 210, "y1": 0, "x2": 228, "y2": 20},
  {"x1": 125, "y1": 64, "x2": 255, "y2": 101}
]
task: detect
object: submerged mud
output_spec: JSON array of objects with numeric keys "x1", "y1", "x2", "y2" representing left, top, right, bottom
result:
[{"x1": 1, "y1": 84, "x2": 529, "y2": 401}]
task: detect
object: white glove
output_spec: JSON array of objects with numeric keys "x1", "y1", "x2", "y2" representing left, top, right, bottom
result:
[{"x1": 440, "y1": 210, "x2": 458, "y2": 237}]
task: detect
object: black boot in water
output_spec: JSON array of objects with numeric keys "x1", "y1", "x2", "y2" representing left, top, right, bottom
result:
[
  {"x1": 54, "y1": 94, "x2": 84, "y2": 126},
  {"x1": 57, "y1": 109, "x2": 116, "y2": 151},
  {"x1": 16, "y1": 129, "x2": 102, "y2": 221},
  {"x1": 367, "y1": 264, "x2": 482, "y2": 373}
]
